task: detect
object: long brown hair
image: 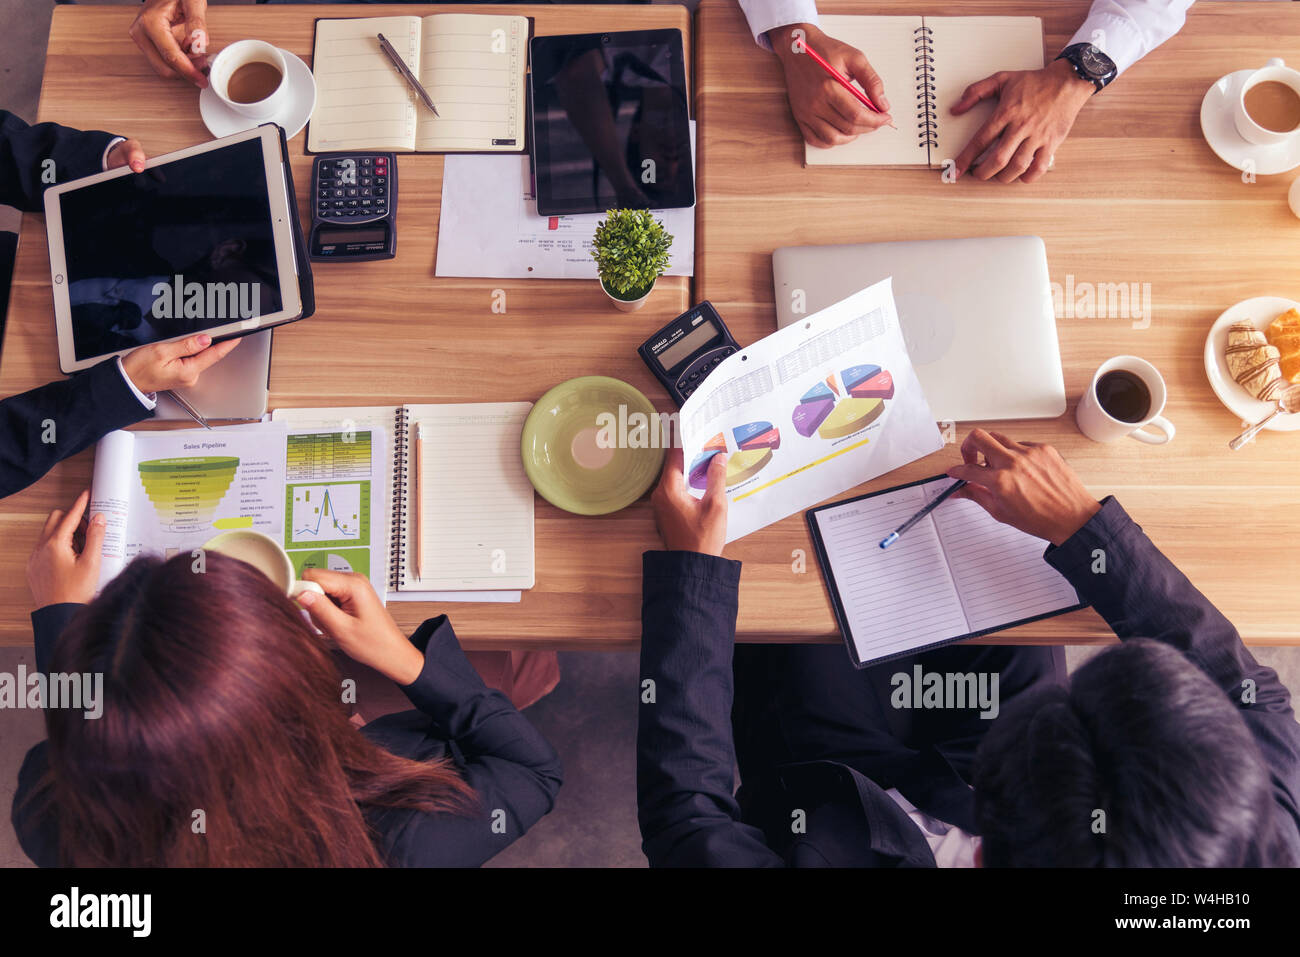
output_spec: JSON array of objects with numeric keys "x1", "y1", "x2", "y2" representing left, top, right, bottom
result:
[{"x1": 31, "y1": 553, "x2": 476, "y2": 866}]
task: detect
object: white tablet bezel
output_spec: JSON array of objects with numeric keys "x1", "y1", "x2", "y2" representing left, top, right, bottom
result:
[{"x1": 44, "y1": 125, "x2": 302, "y2": 374}]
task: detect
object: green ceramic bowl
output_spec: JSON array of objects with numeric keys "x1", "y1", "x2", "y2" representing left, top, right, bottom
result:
[{"x1": 521, "y1": 376, "x2": 666, "y2": 516}]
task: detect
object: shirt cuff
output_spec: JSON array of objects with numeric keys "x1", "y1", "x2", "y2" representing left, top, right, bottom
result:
[
  {"x1": 739, "y1": 0, "x2": 821, "y2": 52},
  {"x1": 1067, "y1": 0, "x2": 1190, "y2": 77},
  {"x1": 101, "y1": 135, "x2": 126, "y2": 172},
  {"x1": 115, "y1": 355, "x2": 156, "y2": 410}
]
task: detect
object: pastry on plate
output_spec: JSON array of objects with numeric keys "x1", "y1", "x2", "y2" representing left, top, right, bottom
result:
[
  {"x1": 1226, "y1": 319, "x2": 1286, "y2": 402},
  {"x1": 1266, "y1": 307, "x2": 1300, "y2": 384}
]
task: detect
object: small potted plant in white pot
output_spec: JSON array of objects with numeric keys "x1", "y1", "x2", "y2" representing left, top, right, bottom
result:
[{"x1": 591, "y1": 208, "x2": 672, "y2": 313}]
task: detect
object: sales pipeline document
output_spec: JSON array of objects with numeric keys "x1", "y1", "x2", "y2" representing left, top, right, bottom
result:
[{"x1": 679, "y1": 279, "x2": 943, "y2": 542}]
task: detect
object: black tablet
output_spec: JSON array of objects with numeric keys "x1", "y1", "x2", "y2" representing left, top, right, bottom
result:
[{"x1": 530, "y1": 29, "x2": 694, "y2": 216}]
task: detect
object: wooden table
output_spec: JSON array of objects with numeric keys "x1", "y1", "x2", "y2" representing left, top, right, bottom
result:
[
  {"x1": 0, "y1": 4, "x2": 690, "y2": 648},
  {"x1": 695, "y1": 0, "x2": 1300, "y2": 646}
]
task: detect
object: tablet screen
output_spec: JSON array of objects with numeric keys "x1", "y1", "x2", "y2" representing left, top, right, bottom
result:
[
  {"x1": 57, "y1": 137, "x2": 284, "y2": 361},
  {"x1": 531, "y1": 30, "x2": 693, "y2": 216}
]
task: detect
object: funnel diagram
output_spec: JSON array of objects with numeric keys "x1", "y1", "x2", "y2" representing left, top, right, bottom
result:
[{"x1": 137, "y1": 456, "x2": 240, "y2": 533}]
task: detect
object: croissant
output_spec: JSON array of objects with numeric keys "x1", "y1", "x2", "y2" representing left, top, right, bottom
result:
[
  {"x1": 1266, "y1": 308, "x2": 1300, "y2": 384},
  {"x1": 1226, "y1": 320, "x2": 1286, "y2": 402}
]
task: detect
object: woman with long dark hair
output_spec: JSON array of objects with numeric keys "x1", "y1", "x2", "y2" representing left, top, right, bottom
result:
[{"x1": 12, "y1": 490, "x2": 562, "y2": 867}]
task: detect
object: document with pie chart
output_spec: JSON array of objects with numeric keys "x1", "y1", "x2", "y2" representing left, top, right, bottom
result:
[{"x1": 679, "y1": 278, "x2": 943, "y2": 542}]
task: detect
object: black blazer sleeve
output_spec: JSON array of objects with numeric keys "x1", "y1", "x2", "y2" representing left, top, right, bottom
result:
[
  {"x1": 0, "y1": 110, "x2": 116, "y2": 213},
  {"x1": 1046, "y1": 496, "x2": 1300, "y2": 851},
  {"x1": 0, "y1": 357, "x2": 150, "y2": 499},
  {"x1": 637, "y1": 550, "x2": 784, "y2": 867},
  {"x1": 365, "y1": 616, "x2": 563, "y2": 867}
]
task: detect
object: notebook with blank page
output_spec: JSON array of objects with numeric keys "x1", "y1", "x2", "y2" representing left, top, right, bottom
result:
[
  {"x1": 807, "y1": 475, "x2": 1083, "y2": 668},
  {"x1": 804, "y1": 15, "x2": 1044, "y2": 169},
  {"x1": 308, "y1": 14, "x2": 530, "y2": 153}
]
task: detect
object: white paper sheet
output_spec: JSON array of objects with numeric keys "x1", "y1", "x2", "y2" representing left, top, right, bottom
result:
[
  {"x1": 435, "y1": 122, "x2": 695, "y2": 279},
  {"x1": 679, "y1": 279, "x2": 944, "y2": 542}
]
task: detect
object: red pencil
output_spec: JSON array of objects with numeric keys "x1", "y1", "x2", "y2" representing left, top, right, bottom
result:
[{"x1": 797, "y1": 38, "x2": 897, "y2": 130}]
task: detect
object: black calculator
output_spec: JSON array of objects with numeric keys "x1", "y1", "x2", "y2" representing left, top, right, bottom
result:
[
  {"x1": 309, "y1": 153, "x2": 397, "y2": 262},
  {"x1": 637, "y1": 301, "x2": 740, "y2": 406}
]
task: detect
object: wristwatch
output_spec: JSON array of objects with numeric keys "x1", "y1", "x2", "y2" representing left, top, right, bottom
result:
[{"x1": 1055, "y1": 43, "x2": 1117, "y2": 93}]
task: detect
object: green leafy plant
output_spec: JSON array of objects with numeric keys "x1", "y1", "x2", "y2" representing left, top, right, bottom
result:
[{"x1": 591, "y1": 209, "x2": 673, "y2": 300}]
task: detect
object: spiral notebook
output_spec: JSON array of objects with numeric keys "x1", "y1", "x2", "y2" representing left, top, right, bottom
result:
[
  {"x1": 271, "y1": 403, "x2": 534, "y2": 596},
  {"x1": 807, "y1": 475, "x2": 1084, "y2": 668},
  {"x1": 804, "y1": 15, "x2": 1044, "y2": 169}
]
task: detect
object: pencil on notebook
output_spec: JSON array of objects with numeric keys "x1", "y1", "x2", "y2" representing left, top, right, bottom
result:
[
  {"x1": 415, "y1": 425, "x2": 426, "y2": 582},
  {"x1": 797, "y1": 38, "x2": 897, "y2": 130}
]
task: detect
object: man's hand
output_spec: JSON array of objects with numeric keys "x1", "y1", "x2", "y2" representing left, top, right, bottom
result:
[
  {"x1": 120, "y1": 334, "x2": 239, "y2": 395},
  {"x1": 129, "y1": 0, "x2": 210, "y2": 88},
  {"x1": 951, "y1": 59, "x2": 1095, "y2": 183},
  {"x1": 27, "y1": 490, "x2": 105, "y2": 608},
  {"x1": 650, "y1": 448, "x2": 729, "y2": 556},
  {"x1": 106, "y1": 139, "x2": 147, "y2": 174},
  {"x1": 946, "y1": 429, "x2": 1101, "y2": 546},
  {"x1": 768, "y1": 23, "x2": 892, "y2": 148},
  {"x1": 297, "y1": 569, "x2": 426, "y2": 686}
]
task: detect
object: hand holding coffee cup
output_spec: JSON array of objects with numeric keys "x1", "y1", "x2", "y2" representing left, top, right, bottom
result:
[
  {"x1": 201, "y1": 529, "x2": 324, "y2": 601},
  {"x1": 1076, "y1": 356, "x2": 1176, "y2": 444},
  {"x1": 1234, "y1": 59, "x2": 1300, "y2": 146},
  {"x1": 208, "y1": 39, "x2": 289, "y2": 121}
]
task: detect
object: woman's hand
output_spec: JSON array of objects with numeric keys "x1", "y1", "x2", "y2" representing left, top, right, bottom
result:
[
  {"x1": 105, "y1": 139, "x2": 148, "y2": 174},
  {"x1": 650, "y1": 448, "x2": 729, "y2": 556},
  {"x1": 298, "y1": 569, "x2": 426, "y2": 685},
  {"x1": 27, "y1": 490, "x2": 105, "y2": 609}
]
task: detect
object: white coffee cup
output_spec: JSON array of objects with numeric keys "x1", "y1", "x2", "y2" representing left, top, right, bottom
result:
[
  {"x1": 1076, "y1": 356, "x2": 1176, "y2": 445},
  {"x1": 208, "y1": 39, "x2": 289, "y2": 121},
  {"x1": 1233, "y1": 58, "x2": 1300, "y2": 146},
  {"x1": 201, "y1": 529, "x2": 324, "y2": 600}
]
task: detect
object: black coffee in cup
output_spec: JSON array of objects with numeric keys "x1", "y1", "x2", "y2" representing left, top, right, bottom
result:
[
  {"x1": 227, "y1": 61, "x2": 283, "y2": 104},
  {"x1": 1096, "y1": 369, "x2": 1152, "y2": 423}
]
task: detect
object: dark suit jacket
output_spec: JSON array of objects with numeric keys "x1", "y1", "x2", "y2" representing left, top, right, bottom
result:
[
  {"x1": 12, "y1": 605, "x2": 563, "y2": 867},
  {"x1": 1, "y1": 110, "x2": 150, "y2": 498},
  {"x1": 636, "y1": 497, "x2": 1300, "y2": 866}
]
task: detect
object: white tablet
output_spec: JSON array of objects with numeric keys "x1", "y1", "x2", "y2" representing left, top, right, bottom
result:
[{"x1": 44, "y1": 125, "x2": 305, "y2": 374}]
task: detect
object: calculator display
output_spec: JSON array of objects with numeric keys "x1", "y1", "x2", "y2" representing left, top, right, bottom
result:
[{"x1": 657, "y1": 321, "x2": 719, "y2": 370}]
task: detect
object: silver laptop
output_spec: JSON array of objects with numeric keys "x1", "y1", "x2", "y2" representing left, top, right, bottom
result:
[{"x1": 773, "y1": 236, "x2": 1066, "y2": 422}]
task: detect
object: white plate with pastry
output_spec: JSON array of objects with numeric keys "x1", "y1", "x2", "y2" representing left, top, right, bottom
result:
[{"x1": 1204, "y1": 296, "x2": 1300, "y2": 432}]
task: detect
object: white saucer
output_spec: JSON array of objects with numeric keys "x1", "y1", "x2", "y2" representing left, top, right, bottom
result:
[
  {"x1": 1200, "y1": 70, "x2": 1300, "y2": 175},
  {"x1": 199, "y1": 50, "x2": 316, "y2": 141},
  {"x1": 1203, "y1": 296, "x2": 1300, "y2": 432}
]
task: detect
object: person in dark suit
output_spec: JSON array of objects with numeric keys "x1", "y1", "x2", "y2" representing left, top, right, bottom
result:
[
  {"x1": 13, "y1": 489, "x2": 562, "y2": 867},
  {"x1": 0, "y1": 110, "x2": 238, "y2": 499},
  {"x1": 637, "y1": 432, "x2": 1300, "y2": 866}
]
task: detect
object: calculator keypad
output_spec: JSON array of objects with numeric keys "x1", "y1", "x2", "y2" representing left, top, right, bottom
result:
[
  {"x1": 676, "y1": 346, "x2": 737, "y2": 400},
  {"x1": 315, "y1": 154, "x2": 392, "y2": 222}
]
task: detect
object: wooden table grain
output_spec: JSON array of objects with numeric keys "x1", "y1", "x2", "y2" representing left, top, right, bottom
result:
[
  {"x1": 0, "y1": 4, "x2": 691, "y2": 648},
  {"x1": 693, "y1": 0, "x2": 1300, "y2": 646}
]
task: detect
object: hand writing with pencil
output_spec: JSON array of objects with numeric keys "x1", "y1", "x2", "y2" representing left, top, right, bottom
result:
[
  {"x1": 946, "y1": 429, "x2": 1100, "y2": 546},
  {"x1": 768, "y1": 23, "x2": 892, "y2": 148}
]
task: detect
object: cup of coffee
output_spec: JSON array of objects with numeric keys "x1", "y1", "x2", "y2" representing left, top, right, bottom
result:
[
  {"x1": 208, "y1": 40, "x2": 289, "y2": 121},
  {"x1": 1076, "y1": 356, "x2": 1176, "y2": 445},
  {"x1": 1234, "y1": 58, "x2": 1300, "y2": 146},
  {"x1": 201, "y1": 529, "x2": 324, "y2": 601}
]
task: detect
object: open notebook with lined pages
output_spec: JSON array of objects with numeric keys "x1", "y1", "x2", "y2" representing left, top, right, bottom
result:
[
  {"x1": 807, "y1": 475, "x2": 1083, "y2": 667},
  {"x1": 307, "y1": 14, "x2": 529, "y2": 153}
]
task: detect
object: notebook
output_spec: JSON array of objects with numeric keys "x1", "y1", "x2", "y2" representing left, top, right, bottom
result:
[
  {"x1": 807, "y1": 475, "x2": 1084, "y2": 668},
  {"x1": 805, "y1": 15, "x2": 1044, "y2": 169},
  {"x1": 307, "y1": 14, "x2": 530, "y2": 153},
  {"x1": 272, "y1": 403, "x2": 535, "y2": 594}
]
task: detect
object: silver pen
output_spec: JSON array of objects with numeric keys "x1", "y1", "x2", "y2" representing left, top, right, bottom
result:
[
  {"x1": 162, "y1": 390, "x2": 212, "y2": 430},
  {"x1": 377, "y1": 32, "x2": 439, "y2": 116}
]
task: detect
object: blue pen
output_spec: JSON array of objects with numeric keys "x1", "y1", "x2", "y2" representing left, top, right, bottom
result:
[{"x1": 880, "y1": 479, "x2": 968, "y2": 548}]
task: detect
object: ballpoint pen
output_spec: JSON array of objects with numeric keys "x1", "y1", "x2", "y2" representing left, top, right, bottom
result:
[
  {"x1": 880, "y1": 479, "x2": 967, "y2": 548},
  {"x1": 163, "y1": 389, "x2": 212, "y2": 430},
  {"x1": 377, "y1": 32, "x2": 440, "y2": 117}
]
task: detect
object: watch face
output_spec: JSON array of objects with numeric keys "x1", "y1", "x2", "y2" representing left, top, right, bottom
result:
[{"x1": 1079, "y1": 45, "x2": 1114, "y2": 78}]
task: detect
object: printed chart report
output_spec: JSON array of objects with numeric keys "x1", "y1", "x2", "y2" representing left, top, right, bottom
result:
[{"x1": 679, "y1": 279, "x2": 944, "y2": 542}]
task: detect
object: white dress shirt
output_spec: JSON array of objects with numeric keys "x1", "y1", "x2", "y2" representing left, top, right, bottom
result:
[{"x1": 738, "y1": 0, "x2": 1194, "y2": 74}]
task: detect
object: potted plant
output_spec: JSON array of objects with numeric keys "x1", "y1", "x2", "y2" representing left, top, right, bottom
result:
[{"x1": 591, "y1": 208, "x2": 673, "y2": 312}]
